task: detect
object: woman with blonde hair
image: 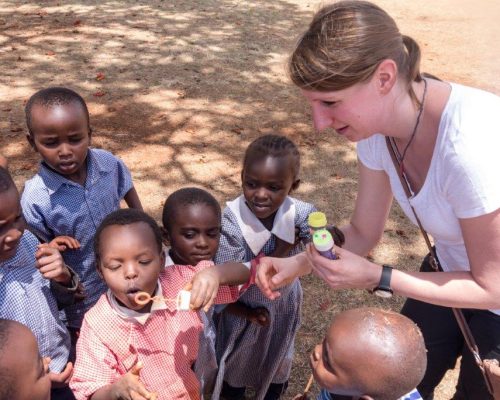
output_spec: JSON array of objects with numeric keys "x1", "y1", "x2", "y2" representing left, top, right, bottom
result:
[{"x1": 256, "y1": 1, "x2": 500, "y2": 399}]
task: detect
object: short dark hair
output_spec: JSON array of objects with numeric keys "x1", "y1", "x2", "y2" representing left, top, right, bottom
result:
[
  {"x1": 94, "y1": 209, "x2": 163, "y2": 264},
  {"x1": 25, "y1": 87, "x2": 90, "y2": 135},
  {"x1": 0, "y1": 167, "x2": 15, "y2": 194},
  {"x1": 162, "y1": 187, "x2": 221, "y2": 233},
  {"x1": 243, "y1": 134, "x2": 301, "y2": 179},
  {"x1": 0, "y1": 319, "x2": 17, "y2": 400}
]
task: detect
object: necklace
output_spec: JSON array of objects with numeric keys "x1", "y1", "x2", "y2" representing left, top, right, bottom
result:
[{"x1": 396, "y1": 78, "x2": 428, "y2": 173}]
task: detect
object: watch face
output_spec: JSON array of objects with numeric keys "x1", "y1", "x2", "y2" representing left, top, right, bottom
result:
[{"x1": 374, "y1": 289, "x2": 393, "y2": 298}]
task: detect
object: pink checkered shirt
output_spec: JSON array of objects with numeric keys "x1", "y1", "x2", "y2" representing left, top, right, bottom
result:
[{"x1": 70, "y1": 260, "x2": 240, "y2": 400}]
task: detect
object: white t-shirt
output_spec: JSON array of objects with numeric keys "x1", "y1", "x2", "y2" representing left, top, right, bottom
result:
[{"x1": 357, "y1": 83, "x2": 500, "y2": 314}]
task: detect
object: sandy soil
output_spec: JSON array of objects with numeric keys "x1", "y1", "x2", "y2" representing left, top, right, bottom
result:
[{"x1": 1, "y1": 1, "x2": 499, "y2": 398}]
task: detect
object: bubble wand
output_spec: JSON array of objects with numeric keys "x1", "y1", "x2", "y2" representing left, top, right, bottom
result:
[{"x1": 134, "y1": 290, "x2": 192, "y2": 311}]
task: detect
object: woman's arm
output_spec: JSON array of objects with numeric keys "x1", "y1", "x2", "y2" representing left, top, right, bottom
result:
[
  {"x1": 392, "y1": 208, "x2": 500, "y2": 308},
  {"x1": 309, "y1": 208, "x2": 500, "y2": 309},
  {"x1": 341, "y1": 161, "x2": 393, "y2": 256}
]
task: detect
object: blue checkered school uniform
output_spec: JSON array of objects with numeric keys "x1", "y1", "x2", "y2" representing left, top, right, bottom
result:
[
  {"x1": 318, "y1": 388, "x2": 423, "y2": 400},
  {"x1": 21, "y1": 148, "x2": 133, "y2": 328},
  {"x1": 212, "y1": 195, "x2": 316, "y2": 400},
  {"x1": 0, "y1": 231, "x2": 72, "y2": 373}
]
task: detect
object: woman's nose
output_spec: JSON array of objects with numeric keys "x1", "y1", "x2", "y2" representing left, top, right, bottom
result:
[{"x1": 312, "y1": 105, "x2": 333, "y2": 132}]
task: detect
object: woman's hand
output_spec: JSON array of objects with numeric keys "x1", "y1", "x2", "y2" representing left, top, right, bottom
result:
[
  {"x1": 255, "y1": 253, "x2": 312, "y2": 300},
  {"x1": 306, "y1": 243, "x2": 382, "y2": 290}
]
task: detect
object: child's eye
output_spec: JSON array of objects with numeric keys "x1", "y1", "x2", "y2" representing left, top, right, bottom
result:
[
  {"x1": 245, "y1": 181, "x2": 257, "y2": 189},
  {"x1": 138, "y1": 259, "x2": 152, "y2": 265},
  {"x1": 105, "y1": 264, "x2": 121, "y2": 271},
  {"x1": 69, "y1": 136, "x2": 84, "y2": 143},
  {"x1": 269, "y1": 186, "x2": 281, "y2": 192},
  {"x1": 183, "y1": 232, "x2": 196, "y2": 239},
  {"x1": 41, "y1": 140, "x2": 58, "y2": 147},
  {"x1": 321, "y1": 100, "x2": 337, "y2": 107}
]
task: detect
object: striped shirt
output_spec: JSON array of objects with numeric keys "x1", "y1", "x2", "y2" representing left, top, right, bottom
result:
[
  {"x1": 21, "y1": 148, "x2": 133, "y2": 328},
  {"x1": 0, "y1": 230, "x2": 71, "y2": 372}
]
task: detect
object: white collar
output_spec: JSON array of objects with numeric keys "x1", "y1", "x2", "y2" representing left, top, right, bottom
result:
[
  {"x1": 107, "y1": 280, "x2": 167, "y2": 325},
  {"x1": 164, "y1": 251, "x2": 175, "y2": 267},
  {"x1": 226, "y1": 195, "x2": 296, "y2": 256}
]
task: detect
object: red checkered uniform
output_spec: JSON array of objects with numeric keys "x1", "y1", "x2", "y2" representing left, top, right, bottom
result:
[{"x1": 70, "y1": 260, "x2": 239, "y2": 400}]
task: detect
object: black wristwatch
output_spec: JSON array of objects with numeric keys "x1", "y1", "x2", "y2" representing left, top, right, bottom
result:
[{"x1": 373, "y1": 264, "x2": 393, "y2": 298}]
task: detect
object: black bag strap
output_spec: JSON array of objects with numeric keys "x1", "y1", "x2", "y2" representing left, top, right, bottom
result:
[{"x1": 385, "y1": 136, "x2": 494, "y2": 395}]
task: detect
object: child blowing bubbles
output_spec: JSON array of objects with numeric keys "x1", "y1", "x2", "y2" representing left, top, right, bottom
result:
[
  {"x1": 213, "y1": 135, "x2": 343, "y2": 400},
  {"x1": 70, "y1": 208, "x2": 251, "y2": 400},
  {"x1": 21, "y1": 87, "x2": 143, "y2": 333}
]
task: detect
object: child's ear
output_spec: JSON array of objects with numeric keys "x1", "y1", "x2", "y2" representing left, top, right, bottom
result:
[
  {"x1": 26, "y1": 133, "x2": 37, "y2": 151},
  {"x1": 290, "y1": 179, "x2": 301, "y2": 193}
]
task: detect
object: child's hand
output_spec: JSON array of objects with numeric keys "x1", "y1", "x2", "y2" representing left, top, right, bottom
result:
[
  {"x1": 110, "y1": 362, "x2": 157, "y2": 400},
  {"x1": 48, "y1": 361, "x2": 73, "y2": 388},
  {"x1": 48, "y1": 236, "x2": 81, "y2": 252},
  {"x1": 35, "y1": 243, "x2": 72, "y2": 285},
  {"x1": 247, "y1": 306, "x2": 270, "y2": 326},
  {"x1": 185, "y1": 266, "x2": 220, "y2": 312}
]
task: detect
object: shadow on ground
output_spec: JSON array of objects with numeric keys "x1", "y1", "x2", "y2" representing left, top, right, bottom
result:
[{"x1": 0, "y1": 1, "x2": 439, "y2": 397}]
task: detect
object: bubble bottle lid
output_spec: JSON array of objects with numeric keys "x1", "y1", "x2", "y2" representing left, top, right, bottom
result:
[{"x1": 308, "y1": 211, "x2": 328, "y2": 229}]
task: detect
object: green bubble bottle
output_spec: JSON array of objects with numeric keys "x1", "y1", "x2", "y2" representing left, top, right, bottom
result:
[{"x1": 308, "y1": 211, "x2": 337, "y2": 260}]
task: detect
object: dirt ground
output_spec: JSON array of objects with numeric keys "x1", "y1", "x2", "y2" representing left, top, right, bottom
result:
[{"x1": 1, "y1": 1, "x2": 499, "y2": 398}]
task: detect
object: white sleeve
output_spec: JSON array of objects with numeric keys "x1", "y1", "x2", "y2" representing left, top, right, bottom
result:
[
  {"x1": 356, "y1": 135, "x2": 386, "y2": 171},
  {"x1": 440, "y1": 89, "x2": 500, "y2": 219},
  {"x1": 441, "y1": 133, "x2": 500, "y2": 219}
]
